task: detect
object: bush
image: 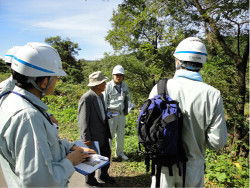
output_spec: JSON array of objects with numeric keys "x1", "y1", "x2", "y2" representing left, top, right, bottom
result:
[
  {"x1": 0, "y1": 73, "x2": 11, "y2": 83},
  {"x1": 205, "y1": 149, "x2": 249, "y2": 187},
  {"x1": 43, "y1": 80, "x2": 88, "y2": 141},
  {"x1": 125, "y1": 110, "x2": 140, "y2": 136}
]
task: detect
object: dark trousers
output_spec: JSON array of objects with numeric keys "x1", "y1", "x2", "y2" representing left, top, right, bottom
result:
[{"x1": 85, "y1": 138, "x2": 111, "y2": 184}]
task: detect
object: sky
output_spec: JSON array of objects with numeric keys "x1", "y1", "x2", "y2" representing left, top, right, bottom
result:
[{"x1": 0, "y1": 0, "x2": 123, "y2": 60}]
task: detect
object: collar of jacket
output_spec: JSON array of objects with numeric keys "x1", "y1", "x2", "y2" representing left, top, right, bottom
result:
[
  {"x1": 13, "y1": 86, "x2": 49, "y2": 111},
  {"x1": 111, "y1": 79, "x2": 123, "y2": 88},
  {"x1": 173, "y1": 69, "x2": 203, "y2": 82}
]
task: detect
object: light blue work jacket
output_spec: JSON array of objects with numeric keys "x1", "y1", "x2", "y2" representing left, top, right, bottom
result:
[
  {"x1": 103, "y1": 80, "x2": 131, "y2": 115},
  {"x1": 0, "y1": 86, "x2": 75, "y2": 187}
]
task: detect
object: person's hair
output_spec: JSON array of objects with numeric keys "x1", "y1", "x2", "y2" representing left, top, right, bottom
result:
[
  {"x1": 6, "y1": 63, "x2": 11, "y2": 68},
  {"x1": 180, "y1": 61, "x2": 203, "y2": 72},
  {"x1": 12, "y1": 71, "x2": 47, "y2": 90}
]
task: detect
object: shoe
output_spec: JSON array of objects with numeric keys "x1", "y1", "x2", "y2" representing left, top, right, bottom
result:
[
  {"x1": 99, "y1": 175, "x2": 116, "y2": 184},
  {"x1": 86, "y1": 180, "x2": 103, "y2": 187},
  {"x1": 118, "y1": 153, "x2": 128, "y2": 161}
]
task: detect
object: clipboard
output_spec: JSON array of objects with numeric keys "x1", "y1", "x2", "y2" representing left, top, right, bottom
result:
[{"x1": 73, "y1": 141, "x2": 109, "y2": 175}]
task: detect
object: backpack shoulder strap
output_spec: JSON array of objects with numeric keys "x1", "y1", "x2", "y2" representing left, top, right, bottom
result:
[
  {"x1": 157, "y1": 78, "x2": 168, "y2": 101},
  {"x1": 155, "y1": 165, "x2": 162, "y2": 187}
]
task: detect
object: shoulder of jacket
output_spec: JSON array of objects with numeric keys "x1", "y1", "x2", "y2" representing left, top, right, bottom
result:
[
  {"x1": 80, "y1": 90, "x2": 93, "y2": 100},
  {"x1": 169, "y1": 78, "x2": 221, "y2": 96},
  {"x1": 122, "y1": 82, "x2": 129, "y2": 89},
  {"x1": 106, "y1": 81, "x2": 114, "y2": 88},
  {"x1": 107, "y1": 80, "x2": 113, "y2": 85}
]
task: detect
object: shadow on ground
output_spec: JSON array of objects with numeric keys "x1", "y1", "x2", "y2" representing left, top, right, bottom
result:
[{"x1": 104, "y1": 174, "x2": 151, "y2": 187}]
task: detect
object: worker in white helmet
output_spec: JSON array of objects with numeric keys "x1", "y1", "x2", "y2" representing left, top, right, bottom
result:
[
  {"x1": 0, "y1": 42, "x2": 95, "y2": 187},
  {"x1": 149, "y1": 37, "x2": 228, "y2": 187},
  {"x1": 103, "y1": 65, "x2": 132, "y2": 161},
  {"x1": 1, "y1": 45, "x2": 60, "y2": 126},
  {"x1": 0, "y1": 46, "x2": 20, "y2": 94}
]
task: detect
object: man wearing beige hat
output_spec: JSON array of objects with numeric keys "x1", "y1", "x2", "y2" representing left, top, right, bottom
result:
[{"x1": 78, "y1": 71, "x2": 115, "y2": 187}]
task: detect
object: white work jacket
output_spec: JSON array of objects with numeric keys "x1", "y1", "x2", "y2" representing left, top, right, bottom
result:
[
  {"x1": 103, "y1": 80, "x2": 131, "y2": 115},
  {"x1": 149, "y1": 71, "x2": 228, "y2": 166},
  {"x1": 0, "y1": 86, "x2": 75, "y2": 187}
]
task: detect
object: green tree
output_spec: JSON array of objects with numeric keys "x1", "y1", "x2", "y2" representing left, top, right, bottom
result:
[
  {"x1": 106, "y1": 0, "x2": 178, "y2": 81},
  {"x1": 0, "y1": 58, "x2": 10, "y2": 73},
  {"x1": 45, "y1": 36, "x2": 85, "y2": 83},
  {"x1": 163, "y1": 0, "x2": 249, "y2": 155}
]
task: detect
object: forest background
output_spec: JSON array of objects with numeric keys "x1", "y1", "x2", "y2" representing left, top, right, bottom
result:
[{"x1": 0, "y1": 0, "x2": 249, "y2": 187}]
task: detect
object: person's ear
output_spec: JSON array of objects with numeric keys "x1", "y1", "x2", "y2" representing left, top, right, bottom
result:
[
  {"x1": 38, "y1": 77, "x2": 49, "y2": 89},
  {"x1": 175, "y1": 59, "x2": 180, "y2": 69}
]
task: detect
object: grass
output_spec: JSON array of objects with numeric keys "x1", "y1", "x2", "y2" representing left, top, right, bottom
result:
[
  {"x1": 109, "y1": 161, "x2": 151, "y2": 187},
  {"x1": 109, "y1": 135, "x2": 151, "y2": 187}
]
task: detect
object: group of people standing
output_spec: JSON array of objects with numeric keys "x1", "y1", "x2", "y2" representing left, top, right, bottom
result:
[
  {"x1": 0, "y1": 37, "x2": 227, "y2": 188},
  {"x1": 77, "y1": 65, "x2": 131, "y2": 187}
]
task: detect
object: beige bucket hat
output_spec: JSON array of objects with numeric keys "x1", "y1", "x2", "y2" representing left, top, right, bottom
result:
[{"x1": 88, "y1": 71, "x2": 108, "y2": 87}]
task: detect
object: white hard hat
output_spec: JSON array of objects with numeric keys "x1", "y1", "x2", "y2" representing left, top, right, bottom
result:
[
  {"x1": 173, "y1": 37, "x2": 207, "y2": 64},
  {"x1": 4, "y1": 46, "x2": 21, "y2": 64},
  {"x1": 11, "y1": 42, "x2": 66, "y2": 77},
  {"x1": 112, "y1": 65, "x2": 125, "y2": 75}
]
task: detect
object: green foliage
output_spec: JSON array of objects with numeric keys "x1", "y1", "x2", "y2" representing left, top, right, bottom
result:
[
  {"x1": 202, "y1": 56, "x2": 237, "y2": 113},
  {"x1": 106, "y1": 0, "x2": 182, "y2": 82},
  {"x1": 202, "y1": 55, "x2": 249, "y2": 141},
  {"x1": 125, "y1": 110, "x2": 139, "y2": 136},
  {"x1": 42, "y1": 80, "x2": 88, "y2": 141},
  {"x1": 0, "y1": 73, "x2": 11, "y2": 83},
  {"x1": 205, "y1": 149, "x2": 249, "y2": 187},
  {"x1": 43, "y1": 94, "x2": 79, "y2": 141},
  {"x1": 0, "y1": 59, "x2": 11, "y2": 74}
]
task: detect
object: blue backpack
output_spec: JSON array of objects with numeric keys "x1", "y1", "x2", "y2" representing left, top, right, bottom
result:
[{"x1": 136, "y1": 78, "x2": 187, "y2": 187}]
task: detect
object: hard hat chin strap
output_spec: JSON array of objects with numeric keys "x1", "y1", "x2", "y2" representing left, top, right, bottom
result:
[{"x1": 27, "y1": 76, "x2": 53, "y2": 97}]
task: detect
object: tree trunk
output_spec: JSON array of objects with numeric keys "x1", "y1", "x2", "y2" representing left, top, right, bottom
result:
[{"x1": 193, "y1": 0, "x2": 249, "y2": 154}]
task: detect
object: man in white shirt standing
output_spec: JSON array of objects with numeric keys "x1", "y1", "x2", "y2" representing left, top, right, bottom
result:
[{"x1": 103, "y1": 65, "x2": 131, "y2": 161}]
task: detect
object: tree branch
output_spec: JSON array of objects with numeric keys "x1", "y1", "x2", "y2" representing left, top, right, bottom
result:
[{"x1": 193, "y1": 0, "x2": 241, "y2": 62}]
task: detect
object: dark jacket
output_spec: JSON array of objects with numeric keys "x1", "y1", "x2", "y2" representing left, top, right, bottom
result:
[{"x1": 78, "y1": 89, "x2": 111, "y2": 147}]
